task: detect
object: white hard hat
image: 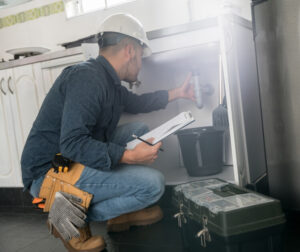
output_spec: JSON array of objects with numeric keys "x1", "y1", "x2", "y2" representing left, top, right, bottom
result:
[{"x1": 98, "y1": 13, "x2": 151, "y2": 57}]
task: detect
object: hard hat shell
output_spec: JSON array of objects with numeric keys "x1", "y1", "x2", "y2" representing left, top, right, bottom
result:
[{"x1": 98, "y1": 13, "x2": 151, "y2": 57}]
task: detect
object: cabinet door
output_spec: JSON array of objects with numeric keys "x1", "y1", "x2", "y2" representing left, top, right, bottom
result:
[
  {"x1": 219, "y1": 15, "x2": 267, "y2": 188},
  {"x1": 41, "y1": 54, "x2": 85, "y2": 96},
  {"x1": 12, "y1": 64, "x2": 41, "y2": 151},
  {"x1": 0, "y1": 70, "x2": 22, "y2": 187}
]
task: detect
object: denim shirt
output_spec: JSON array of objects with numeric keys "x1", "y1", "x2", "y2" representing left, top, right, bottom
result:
[{"x1": 21, "y1": 55, "x2": 168, "y2": 190}]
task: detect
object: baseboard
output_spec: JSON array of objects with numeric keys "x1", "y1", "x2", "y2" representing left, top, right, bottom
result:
[
  {"x1": 0, "y1": 185, "x2": 176, "y2": 210},
  {"x1": 0, "y1": 187, "x2": 32, "y2": 207}
]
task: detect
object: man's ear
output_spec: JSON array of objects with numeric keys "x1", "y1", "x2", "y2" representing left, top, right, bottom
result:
[
  {"x1": 123, "y1": 44, "x2": 132, "y2": 60},
  {"x1": 123, "y1": 44, "x2": 136, "y2": 65},
  {"x1": 127, "y1": 43, "x2": 136, "y2": 58}
]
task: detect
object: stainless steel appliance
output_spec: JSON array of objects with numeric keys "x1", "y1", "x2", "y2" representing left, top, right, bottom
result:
[{"x1": 252, "y1": 0, "x2": 300, "y2": 210}]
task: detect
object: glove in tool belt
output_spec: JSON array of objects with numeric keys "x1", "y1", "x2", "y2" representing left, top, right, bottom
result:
[
  {"x1": 39, "y1": 162, "x2": 93, "y2": 212},
  {"x1": 52, "y1": 153, "x2": 72, "y2": 173}
]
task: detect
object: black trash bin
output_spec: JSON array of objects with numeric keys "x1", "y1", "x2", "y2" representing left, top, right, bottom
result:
[{"x1": 176, "y1": 127, "x2": 224, "y2": 176}]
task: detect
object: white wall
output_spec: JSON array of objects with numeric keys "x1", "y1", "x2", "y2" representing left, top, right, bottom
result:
[{"x1": 0, "y1": 0, "x2": 251, "y2": 61}]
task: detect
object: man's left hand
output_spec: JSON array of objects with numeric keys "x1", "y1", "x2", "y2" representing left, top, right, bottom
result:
[{"x1": 168, "y1": 72, "x2": 195, "y2": 102}]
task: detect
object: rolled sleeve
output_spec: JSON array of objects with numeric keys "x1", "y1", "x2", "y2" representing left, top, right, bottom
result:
[
  {"x1": 107, "y1": 142, "x2": 126, "y2": 167},
  {"x1": 121, "y1": 87, "x2": 169, "y2": 114}
]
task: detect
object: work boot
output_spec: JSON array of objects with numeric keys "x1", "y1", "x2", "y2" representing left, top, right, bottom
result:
[
  {"x1": 107, "y1": 205, "x2": 163, "y2": 232},
  {"x1": 48, "y1": 221, "x2": 106, "y2": 252}
]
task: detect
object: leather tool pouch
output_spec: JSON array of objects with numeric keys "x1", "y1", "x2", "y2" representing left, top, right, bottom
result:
[{"x1": 39, "y1": 163, "x2": 93, "y2": 212}]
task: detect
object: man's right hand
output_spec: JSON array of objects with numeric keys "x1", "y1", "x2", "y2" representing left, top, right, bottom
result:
[{"x1": 120, "y1": 138, "x2": 162, "y2": 165}]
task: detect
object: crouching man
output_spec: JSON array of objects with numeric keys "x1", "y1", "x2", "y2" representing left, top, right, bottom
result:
[{"x1": 21, "y1": 13, "x2": 194, "y2": 252}]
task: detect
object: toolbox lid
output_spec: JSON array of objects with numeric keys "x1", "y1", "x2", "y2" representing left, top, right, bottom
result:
[{"x1": 173, "y1": 179, "x2": 286, "y2": 237}]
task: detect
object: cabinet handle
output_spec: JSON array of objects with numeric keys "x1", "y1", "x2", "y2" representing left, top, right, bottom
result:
[
  {"x1": 7, "y1": 77, "x2": 14, "y2": 94},
  {"x1": 0, "y1": 78, "x2": 6, "y2": 95}
]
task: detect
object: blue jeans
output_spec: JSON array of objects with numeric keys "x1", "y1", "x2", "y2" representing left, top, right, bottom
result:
[{"x1": 30, "y1": 122, "x2": 165, "y2": 222}]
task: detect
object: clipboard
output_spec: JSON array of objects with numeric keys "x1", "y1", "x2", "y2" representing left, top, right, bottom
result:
[{"x1": 126, "y1": 111, "x2": 195, "y2": 149}]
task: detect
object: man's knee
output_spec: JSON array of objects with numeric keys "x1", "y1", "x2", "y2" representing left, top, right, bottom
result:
[
  {"x1": 131, "y1": 122, "x2": 149, "y2": 136},
  {"x1": 151, "y1": 171, "x2": 165, "y2": 201},
  {"x1": 138, "y1": 170, "x2": 165, "y2": 204}
]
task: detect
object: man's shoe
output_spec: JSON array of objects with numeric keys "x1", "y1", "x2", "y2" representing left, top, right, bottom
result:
[
  {"x1": 48, "y1": 221, "x2": 106, "y2": 252},
  {"x1": 107, "y1": 205, "x2": 163, "y2": 232}
]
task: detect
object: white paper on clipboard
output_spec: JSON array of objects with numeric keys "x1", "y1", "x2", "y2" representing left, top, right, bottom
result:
[{"x1": 126, "y1": 111, "x2": 195, "y2": 149}]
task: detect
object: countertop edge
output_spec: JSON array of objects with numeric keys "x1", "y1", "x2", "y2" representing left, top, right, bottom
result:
[{"x1": 0, "y1": 46, "x2": 84, "y2": 70}]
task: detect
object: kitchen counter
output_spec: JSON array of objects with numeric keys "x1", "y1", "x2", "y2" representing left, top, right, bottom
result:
[{"x1": 0, "y1": 46, "x2": 84, "y2": 70}]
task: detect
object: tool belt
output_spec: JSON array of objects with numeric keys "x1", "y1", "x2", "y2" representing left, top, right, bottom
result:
[{"x1": 38, "y1": 162, "x2": 93, "y2": 212}]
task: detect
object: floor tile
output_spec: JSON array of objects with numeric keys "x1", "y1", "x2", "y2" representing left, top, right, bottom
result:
[{"x1": 1, "y1": 201, "x2": 299, "y2": 252}]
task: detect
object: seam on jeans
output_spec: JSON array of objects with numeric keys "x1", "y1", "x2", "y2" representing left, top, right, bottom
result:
[
  {"x1": 76, "y1": 182, "x2": 142, "y2": 190},
  {"x1": 77, "y1": 182, "x2": 157, "y2": 201}
]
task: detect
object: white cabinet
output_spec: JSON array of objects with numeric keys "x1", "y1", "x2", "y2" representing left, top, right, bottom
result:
[
  {"x1": 0, "y1": 53, "x2": 85, "y2": 187},
  {"x1": 0, "y1": 63, "x2": 47, "y2": 187},
  {"x1": 0, "y1": 69, "x2": 22, "y2": 186},
  {"x1": 41, "y1": 54, "x2": 85, "y2": 96},
  {"x1": 0, "y1": 63, "x2": 61, "y2": 187},
  {"x1": 120, "y1": 16, "x2": 267, "y2": 190},
  {"x1": 11, "y1": 64, "x2": 44, "y2": 152}
]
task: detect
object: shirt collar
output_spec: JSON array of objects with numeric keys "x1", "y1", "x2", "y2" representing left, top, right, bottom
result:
[{"x1": 96, "y1": 55, "x2": 121, "y2": 86}]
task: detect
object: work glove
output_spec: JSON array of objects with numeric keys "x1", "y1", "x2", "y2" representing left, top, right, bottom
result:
[{"x1": 48, "y1": 191, "x2": 87, "y2": 240}]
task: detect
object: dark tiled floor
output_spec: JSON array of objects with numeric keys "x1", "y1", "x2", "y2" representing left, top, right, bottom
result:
[
  {"x1": 0, "y1": 188, "x2": 300, "y2": 252},
  {"x1": 0, "y1": 206, "x2": 183, "y2": 252}
]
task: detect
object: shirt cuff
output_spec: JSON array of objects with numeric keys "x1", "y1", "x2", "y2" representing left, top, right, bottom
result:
[{"x1": 107, "y1": 142, "x2": 126, "y2": 168}]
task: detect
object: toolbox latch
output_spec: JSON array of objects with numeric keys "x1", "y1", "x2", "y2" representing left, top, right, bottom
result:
[
  {"x1": 196, "y1": 216, "x2": 211, "y2": 247},
  {"x1": 173, "y1": 203, "x2": 187, "y2": 228}
]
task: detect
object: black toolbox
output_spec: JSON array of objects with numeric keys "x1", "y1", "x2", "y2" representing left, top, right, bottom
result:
[{"x1": 172, "y1": 179, "x2": 286, "y2": 252}]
